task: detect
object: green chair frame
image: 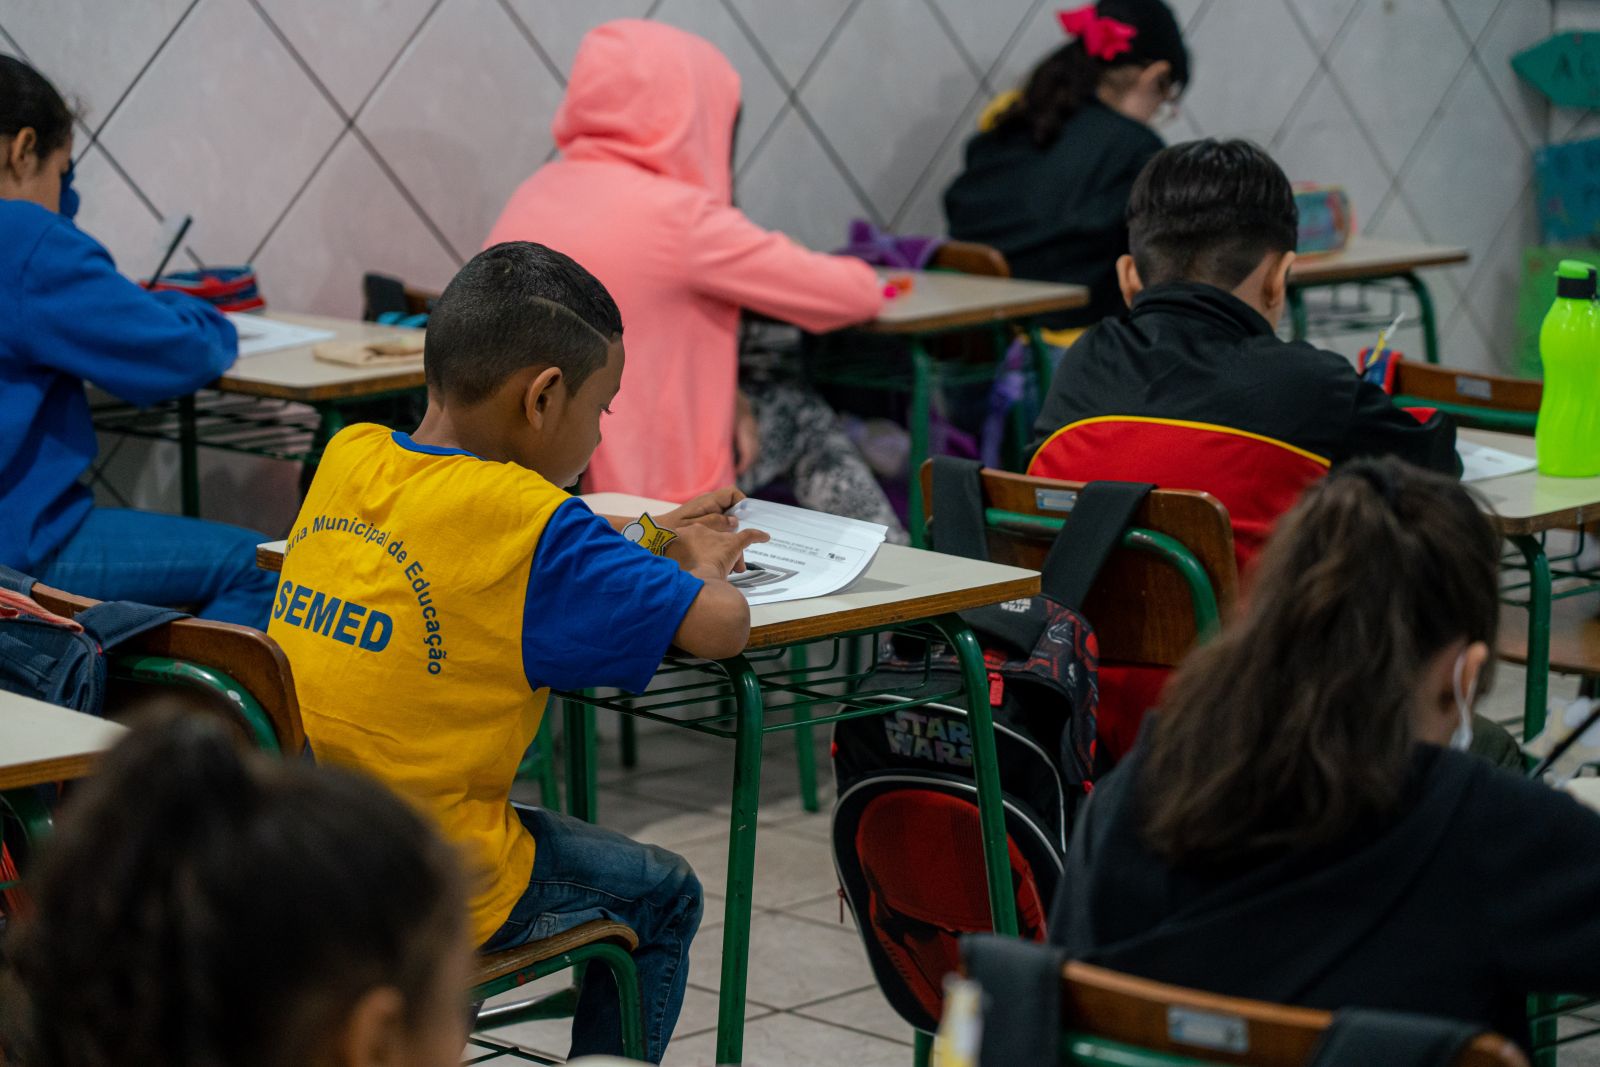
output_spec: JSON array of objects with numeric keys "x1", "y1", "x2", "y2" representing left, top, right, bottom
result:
[
  {"x1": 467, "y1": 928, "x2": 645, "y2": 1064},
  {"x1": 0, "y1": 637, "x2": 645, "y2": 1061}
]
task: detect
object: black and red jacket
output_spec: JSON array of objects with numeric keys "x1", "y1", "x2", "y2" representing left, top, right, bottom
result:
[
  {"x1": 1029, "y1": 282, "x2": 1460, "y2": 569},
  {"x1": 1029, "y1": 281, "x2": 1460, "y2": 483},
  {"x1": 1025, "y1": 282, "x2": 1459, "y2": 760}
]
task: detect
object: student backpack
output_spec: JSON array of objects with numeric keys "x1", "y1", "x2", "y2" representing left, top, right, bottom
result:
[
  {"x1": 0, "y1": 566, "x2": 186, "y2": 716},
  {"x1": 830, "y1": 459, "x2": 1152, "y2": 1032}
]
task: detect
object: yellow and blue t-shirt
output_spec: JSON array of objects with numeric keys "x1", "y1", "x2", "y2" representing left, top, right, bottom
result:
[{"x1": 268, "y1": 424, "x2": 703, "y2": 944}]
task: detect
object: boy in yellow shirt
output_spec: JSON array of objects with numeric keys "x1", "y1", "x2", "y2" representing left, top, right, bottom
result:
[{"x1": 269, "y1": 241, "x2": 767, "y2": 1062}]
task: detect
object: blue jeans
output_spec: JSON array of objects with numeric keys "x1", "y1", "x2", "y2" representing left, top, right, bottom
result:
[
  {"x1": 32, "y1": 507, "x2": 277, "y2": 629},
  {"x1": 481, "y1": 806, "x2": 702, "y2": 1063}
]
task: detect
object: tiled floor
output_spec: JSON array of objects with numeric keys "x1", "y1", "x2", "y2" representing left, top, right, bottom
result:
[{"x1": 464, "y1": 661, "x2": 1600, "y2": 1066}]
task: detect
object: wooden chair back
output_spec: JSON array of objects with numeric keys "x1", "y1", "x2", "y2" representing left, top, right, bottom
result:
[
  {"x1": 1061, "y1": 961, "x2": 1528, "y2": 1067},
  {"x1": 1395, "y1": 363, "x2": 1541, "y2": 419},
  {"x1": 922, "y1": 241, "x2": 1014, "y2": 367},
  {"x1": 930, "y1": 240, "x2": 1011, "y2": 278},
  {"x1": 1497, "y1": 592, "x2": 1600, "y2": 677},
  {"x1": 361, "y1": 272, "x2": 439, "y2": 321},
  {"x1": 397, "y1": 285, "x2": 438, "y2": 317},
  {"x1": 26, "y1": 584, "x2": 305, "y2": 754},
  {"x1": 924, "y1": 467, "x2": 1239, "y2": 667}
]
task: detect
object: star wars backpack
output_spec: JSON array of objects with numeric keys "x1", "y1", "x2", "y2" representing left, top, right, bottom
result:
[{"x1": 831, "y1": 459, "x2": 1152, "y2": 1032}]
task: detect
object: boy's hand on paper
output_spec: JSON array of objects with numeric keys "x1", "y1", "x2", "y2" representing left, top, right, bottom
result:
[
  {"x1": 667, "y1": 522, "x2": 770, "y2": 583},
  {"x1": 661, "y1": 487, "x2": 745, "y2": 531},
  {"x1": 734, "y1": 390, "x2": 760, "y2": 476}
]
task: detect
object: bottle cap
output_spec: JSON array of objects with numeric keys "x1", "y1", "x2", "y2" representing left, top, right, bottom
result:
[{"x1": 1556, "y1": 259, "x2": 1598, "y2": 299}]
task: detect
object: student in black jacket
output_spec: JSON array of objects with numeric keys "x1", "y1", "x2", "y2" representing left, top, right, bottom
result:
[
  {"x1": 943, "y1": 0, "x2": 1189, "y2": 332},
  {"x1": 1052, "y1": 458, "x2": 1600, "y2": 1051},
  {"x1": 1029, "y1": 137, "x2": 1459, "y2": 481}
]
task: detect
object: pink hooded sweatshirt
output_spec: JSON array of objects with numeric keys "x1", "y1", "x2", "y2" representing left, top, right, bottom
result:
[{"x1": 485, "y1": 19, "x2": 885, "y2": 501}]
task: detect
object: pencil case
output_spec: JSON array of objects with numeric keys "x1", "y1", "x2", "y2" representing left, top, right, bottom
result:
[
  {"x1": 1294, "y1": 184, "x2": 1354, "y2": 255},
  {"x1": 150, "y1": 267, "x2": 266, "y2": 313}
]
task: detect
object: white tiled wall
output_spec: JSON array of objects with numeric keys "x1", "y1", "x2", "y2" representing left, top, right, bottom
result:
[{"x1": 0, "y1": 0, "x2": 1558, "y2": 523}]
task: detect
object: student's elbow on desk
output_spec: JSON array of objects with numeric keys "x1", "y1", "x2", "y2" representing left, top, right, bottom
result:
[{"x1": 673, "y1": 580, "x2": 751, "y2": 661}]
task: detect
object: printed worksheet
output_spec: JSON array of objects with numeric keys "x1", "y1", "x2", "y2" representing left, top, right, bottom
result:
[
  {"x1": 227, "y1": 313, "x2": 336, "y2": 358},
  {"x1": 1458, "y1": 441, "x2": 1538, "y2": 483},
  {"x1": 726, "y1": 498, "x2": 888, "y2": 606}
]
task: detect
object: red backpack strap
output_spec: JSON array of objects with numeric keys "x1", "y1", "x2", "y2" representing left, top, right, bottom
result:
[{"x1": 0, "y1": 588, "x2": 83, "y2": 631}]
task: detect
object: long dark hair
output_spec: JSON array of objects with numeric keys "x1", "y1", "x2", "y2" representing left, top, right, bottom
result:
[
  {"x1": 0, "y1": 55, "x2": 74, "y2": 159},
  {"x1": 1139, "y1": 458, "x2": 1501, "y2": 866},
  {"x1": 995, "y1": 0, "x2": 1190, "y2": 148},
  {"x1": 1, "y1": 714, "x2": 467, "y2": 1067}
]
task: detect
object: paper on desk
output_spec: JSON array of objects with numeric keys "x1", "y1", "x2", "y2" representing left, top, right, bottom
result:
[
  {"x1": 725, "y1": 498, "x2": 887, "y2": 606},
  {"x1": 227, "y1": 313, "x2": 336, "y2": 358},
  {"x1": 1458, "y1": 441, "x2": 1538, "y2": 483}
]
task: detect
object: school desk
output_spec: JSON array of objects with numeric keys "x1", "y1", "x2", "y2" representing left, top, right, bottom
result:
[
  {"x1": 1287, "y1": 237, "x2": 1469, "y2": 364},
  {"x1": 1461, "y1": 428, "x2": 1600, "y2": 741},
  {"x1": 1563, "y1": 778, "x2": 1600, "y2": 812},
  {"x1": 0, "y1": 691, "x2": 127, "y2": 871},
  {"x1": 813, "y1": 270, "x2": 1089, "y2": 547},
  {"x1": 0, "y1": 690, "x2": 125, "y2": 792},
  {"x1": 258, "y1": 495, "x2": 1041, "y2": 1065},
  {"x1": 92, "y1": 313, "x2": 424, "y2": 517}
]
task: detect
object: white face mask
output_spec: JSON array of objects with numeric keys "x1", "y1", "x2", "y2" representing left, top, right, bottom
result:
[{"x1": 1450, "y1": 649, "x2": 1477, "y2": 752}]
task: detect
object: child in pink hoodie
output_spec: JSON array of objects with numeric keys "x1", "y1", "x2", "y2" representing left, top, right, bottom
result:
[{"x1": 486, "y1": 19, "x2": 902, "y2": 537}]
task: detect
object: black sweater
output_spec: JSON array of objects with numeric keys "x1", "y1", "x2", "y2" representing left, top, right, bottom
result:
[
  {"x1": 943, "y1": 102, "x2": 1162, "y2": 329},
  {"x1": 1028, "y1": 282, "x2": 1461, "y2": 476},
  {"x1": 1051, "y1": 744, "x2": 1600, "y2": 1048}
]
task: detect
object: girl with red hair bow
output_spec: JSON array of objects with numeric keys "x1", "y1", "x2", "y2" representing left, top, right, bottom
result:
[{"x1": 943, "y1": 0, "x2": 1190, "y2": 334}]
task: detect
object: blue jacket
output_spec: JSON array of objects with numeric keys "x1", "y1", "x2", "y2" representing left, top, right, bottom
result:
[{"x1": 0, "y1": 199, "x2": 237, "y2": 569}]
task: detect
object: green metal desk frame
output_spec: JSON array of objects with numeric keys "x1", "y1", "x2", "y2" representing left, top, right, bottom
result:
[
  {"x1": 93, "y1": 385, "x2": 424, "y2": 518},
  {"x1": 1500, "y1": 532, "x2": 1600, "y2": 745},
  {"x1": 555, "y1": 612, "x2": 1022, "y2": 1066},
  {"x1": 1287, "y1": 270, "x2": 1440, "y2": 364},
  {"x1": 812, "y1": 322, "x2": 1057, "y2": 548},
  {"x1": 1499, "y1": 531, "x2": 1600, "y2": 1067}
]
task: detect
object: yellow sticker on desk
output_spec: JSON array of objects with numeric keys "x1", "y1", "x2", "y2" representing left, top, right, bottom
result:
[{"x1": 621, "y1": 513, "x2": 677, "y2": 556}]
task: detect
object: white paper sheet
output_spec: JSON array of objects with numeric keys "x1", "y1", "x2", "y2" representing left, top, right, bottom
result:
[
  {"x1": 1458, "y1": 441, "x2": 1538, "y2": 483},
  {"x1": 227, "y1": 313, "x2": 336, "y2": 358},
  {"x1": 725, "y1": 498, "x2": 887, "y2": 606}
]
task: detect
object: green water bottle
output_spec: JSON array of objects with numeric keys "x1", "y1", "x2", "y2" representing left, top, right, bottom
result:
[{"x1": 1535, "y1": 259, "x2": 1600, "y2": 477}]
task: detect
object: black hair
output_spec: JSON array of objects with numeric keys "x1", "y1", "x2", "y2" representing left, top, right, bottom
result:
[
  {"x1": 0, "y1": 55, "x2": 75, "y2": 159},
  {"x1": 0, "y1": 713, "x2": 467, "y2": 1067},
  {"x1": 995, "y1": 0, "x2": 1189, "y2": 148},
  {"x1": 1127, "y1": 138, "x2": 1299, "y2": 289},
  {"x1": 1141, "y1": 457, "x2": 1500, "y2": 866},
  {"x1": 424, "y1": 241, "x2": 623, "y2": 406}
]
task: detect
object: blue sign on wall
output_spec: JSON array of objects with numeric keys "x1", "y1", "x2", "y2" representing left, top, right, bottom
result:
[{"x1": 1535, "y1": 137, "x2": 1600, "y2": 243}]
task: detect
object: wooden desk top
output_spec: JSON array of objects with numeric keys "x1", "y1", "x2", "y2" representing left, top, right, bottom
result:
[
  {"x1": 258, "y1": 492, "x2": 1040, "y2": 652},
  {"x1": 1461, "y1": 429, "x2": 1600, "y2": 535},
  {"x1": 1564, "y1": 778, "x2": 1600, "y2": 813},
  {"x1": 1289, "y1": 237, "x2": 1469, "y2": 286},
  {"x1": 0, "y1": 691, "x2": 126, "y2": 791},
  {"x1": 859, "y1": 270, "x2": 1087, "y2": 335},
  {"x1": 215, "y1": 313, "x2": 425, "y2": 403}
]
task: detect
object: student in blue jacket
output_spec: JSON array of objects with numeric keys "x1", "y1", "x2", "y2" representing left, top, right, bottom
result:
[{"x1": 0, "y1": 57, "x2": 275, "y2": 628}]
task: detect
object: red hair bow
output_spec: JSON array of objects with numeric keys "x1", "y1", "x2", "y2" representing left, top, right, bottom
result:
[{"x1": 1058, "y1": 4, "x2": 1137, "y2": 61}]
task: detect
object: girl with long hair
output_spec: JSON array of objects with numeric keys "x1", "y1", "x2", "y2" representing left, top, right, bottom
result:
[{"x1": 1052, "y1": 458, "x2": 1600, "y2": 1049}]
